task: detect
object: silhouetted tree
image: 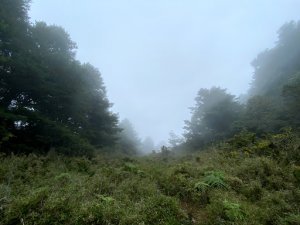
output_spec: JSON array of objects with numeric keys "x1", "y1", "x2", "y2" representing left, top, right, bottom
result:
[
  {"x1": 238, "y1": 96, "x2": 284, "y2": 135},
  {"x1": 250, "y1": 21, "x2": 300, "y2": 97},
  {"x1": 184, "y1": 87, "x2": 242, "y2": 149},
  {"x1": 282, "y1": 72, "x2": 300, "y2": 128}
]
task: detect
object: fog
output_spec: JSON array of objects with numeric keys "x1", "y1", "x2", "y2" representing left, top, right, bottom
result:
[{"x1": 29, "y1": 0, "x2": 300, "y2": 145}]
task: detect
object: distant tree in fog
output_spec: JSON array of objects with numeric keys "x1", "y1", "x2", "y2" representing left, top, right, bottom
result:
[
  {"x1": 118, "y1": 119, "x2": 141, "y2": 155},
  {"x1": 168, "y1": 131, "x2": 183, "y2": 148},
  {"x1": 184, "y1": 87, "x2": 242, "y2": 149}
]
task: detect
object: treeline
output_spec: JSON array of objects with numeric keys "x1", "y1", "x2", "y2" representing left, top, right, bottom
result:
[
  {"x1": 0, "y1": 0, "x2": 121, "y2": 156},
  {"x1": 182, "y1": 21, "x2": 300, "y2": 150},
  {"x1": 2, "y1": 0, "x2": 300, "y2": 156}
]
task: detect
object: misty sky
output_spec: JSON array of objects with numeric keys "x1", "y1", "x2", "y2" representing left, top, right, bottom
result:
[{"x1": 29, "y1": 0, "x2": 300, "y2": 145}]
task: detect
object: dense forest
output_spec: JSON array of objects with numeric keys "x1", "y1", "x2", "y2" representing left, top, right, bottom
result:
[
  {"x1": 182, "y1": 20, "x2": 300, "y2": 150},
  {"x1": 0, "y1": 0, "x2": 300, "y2": 224}
]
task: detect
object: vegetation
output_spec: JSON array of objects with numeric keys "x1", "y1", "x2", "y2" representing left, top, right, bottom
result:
[
  {"x1": 0, "y1": 130, "x2": 299, "y2": 225},
  {"x1": 184, "y1": 87, "x2": 242, "y2": 148},
  {"x1": 0, "y1": 0, "x2": 119, "y2": 156},
  {"x1": 117, "y1": 119, "x2": 141, "y2": 155},
  {"x1": 183, "y1": 21, "x2": 300, "y2": 150},
  {"x1": 1, "y1": 1, "x2": 300, "y2": 224}
]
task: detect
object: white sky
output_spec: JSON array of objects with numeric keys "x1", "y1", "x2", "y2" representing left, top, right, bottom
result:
[{"x1": 29, "y1": 0, "x2": 300, "y2": 145}]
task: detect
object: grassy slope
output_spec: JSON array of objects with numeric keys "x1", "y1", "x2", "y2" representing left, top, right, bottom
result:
[{"x1": 0, "y1": 133, "x2": 300, "y2": 225}]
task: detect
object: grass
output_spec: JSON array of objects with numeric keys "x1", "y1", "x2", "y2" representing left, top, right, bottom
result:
[{"x1": 0, "y1": 132, "x2": 299, "y2": 224}]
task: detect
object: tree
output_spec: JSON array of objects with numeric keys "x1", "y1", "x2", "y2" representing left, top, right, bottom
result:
[
  {"x1": 168, "y1": 131, "x2": 183, "y2": 149},
  {"x1": 282, "y1": 72, "x2": 300, "y2": 127},
  {"x1": 249, "y1": 21, "x2": 300, "y2": 97},
  {"x1": 184, "y1": 87, "x2": 242, "y2": 149},
  {"x1": 238, "y1": 95, "x2": 285, "y2": 135},
  {"x1": 244, "y1": 21, "x2": 300, "y2": 134},
  {"x1": 0, "y1": 0, "x2": 120, "y2": 155},
  {"x1": 118, "y1": 119, "x2": 141, "y2": 155}
]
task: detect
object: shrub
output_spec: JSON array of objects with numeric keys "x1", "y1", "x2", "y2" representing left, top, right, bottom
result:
[
  {"x1": 194, "y1": 181, "x2": 209, "y2": 193},
  {"x1": 203, "y1": 171, "x2": 227, "y2": 189},
  {"x1": 281, "y1": 214, "x2": 300, "y2": 225},
  {"x1": 293, "y1": 166, "x2": 300, "y2": 182},
  {"x1": 226, "y1": 176, "x2": 243, "y2": 192},
  {"x1": 141, "y1": 195, "x2": 190, "y2": 225},
  {"x1": 54, "y1": 173, "x2": 72, "y2": 185},
  {"x1": 222, "y1": 200, "x2": 246, "y2": 221},
  {"x1": 241, "y1": 180, "x2": 263, "y2": 202}
]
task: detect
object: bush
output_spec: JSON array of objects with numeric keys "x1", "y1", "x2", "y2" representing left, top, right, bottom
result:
[
  {"x1": 222, "y1": 200, "x2": 246, "y2": 221},
  {"x1": 141, "y1": 195, "x2": 190, "y2": 225},
  {"x1": 203, "y1": 171, "x2": 227, "y2": 189},
  {"x1": 241, "y1": 180, "x2": 263, "y2": 202}
]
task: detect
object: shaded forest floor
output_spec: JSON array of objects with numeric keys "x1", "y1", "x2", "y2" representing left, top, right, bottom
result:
[{"x1": 0, "y1": 132, "x2": 300, "y2": 225}]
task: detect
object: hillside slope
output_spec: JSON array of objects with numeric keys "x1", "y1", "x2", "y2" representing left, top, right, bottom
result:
[{"x1": 1, "y1": 130, "x2": 299, "y2": 225}]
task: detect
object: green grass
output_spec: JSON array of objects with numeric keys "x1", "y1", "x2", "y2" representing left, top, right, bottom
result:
[{"x1": 0, "y1": 132, "x2": 299, "y2": 224}]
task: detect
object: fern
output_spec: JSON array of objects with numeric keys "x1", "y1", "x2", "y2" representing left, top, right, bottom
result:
[
  {"x1": 223, "y1": 200, "x2": 246, "y2": 221},
  {"x1": 97, "y1": 195, "x2": 115, "y2": 204},
  {"x1": 195, "y1": 171, "x2": 227, "y2": 194},
  {"x1": 203, "y1": 171, "x2": 227, "y2": 189},
  {"x1": 194, "y1": 181, "x2": 209, "y2": 192}
]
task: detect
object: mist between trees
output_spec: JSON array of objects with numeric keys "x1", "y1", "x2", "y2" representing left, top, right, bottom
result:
[
  {"x1": 1, "y1": 1, "x2": 300, "y2": 225},
  {"x1": 1, "y1": 0, "x2": 300, "y2": 156}
]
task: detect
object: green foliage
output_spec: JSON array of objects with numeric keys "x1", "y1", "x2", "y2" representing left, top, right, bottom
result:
[
  {"x1": 0, "y1": 154, "x2": 195, "y2": 225},
  {"x1": 293, "y1": 166, "x2": 300, "y2": 182},
  {"x1": 0, "y1": 0, "x2": 119, "y2": 156},
  {"x1": 225, "y1": 176, "x2": 243, "y2": 192},
  {"x1": 1, "y1": 6, "x2": 300, "y2": 224},
  {"x1": 97, "y1": 195, "x2": 115, "y2": 204},
  {"x1": 241, "y1": 180, "x2": 263, "y2": 202},
  {"x1": 183, "y1": 20, "x2": 300, "y2": 154},
  {"x1": 157, "y1": 166, "x2": 196, "y2": 202},
  {"x1": 123, "y1": 162, "x2": 138, "y2": 173},
  {"x1": 0, "y1": 137, "x2": 299, "y2": 225},
  {"x1": 203, "y1": 171, "x2": 227, "y2": 189},
  {"x1": 225, "y1": 129, "x2": 300, "y2": 165},
  {"x1": 282, "y1": 214, "x2": 300, "y2": 225},
  {"x1": 142, "y1": 195, "x2": 190, "y2": 225},
  {"x1": 54, "y1": 173, "x2": 71, "y2": 185},
  {"x1": 222, "y1": 200, "x2": 246, "y2": 221},
  {"x1": 184, "y1": 87, "x2": 243, "y2": 149},
  {"x1": 194, "y1": 181, "x2": 209, "y2": 193},
  {"x1": 239, "y1": 96, "x2": 284, "y2": 135},
  {"x1": 228, "y1": 130, "x2": 256, "y2": 149},
  {"x1": 250, "y1": 21, "x2": 300, "y2": 97},
  {"x1": 283, "y1": 72, "x2": 300, "y2": 126}
]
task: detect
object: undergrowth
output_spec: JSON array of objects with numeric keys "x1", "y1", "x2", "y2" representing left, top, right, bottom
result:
[{"x1": 0, "y1": 130, "x2": 299, "y2": 225}]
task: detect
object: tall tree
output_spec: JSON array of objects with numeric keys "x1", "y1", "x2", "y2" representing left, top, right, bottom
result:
[
  {"x1": 244, "y1": 21, "x2": 300, "y2": 134},
  {"x1": 238, "y1": 95, "x2": 284, "y2": 135},
  {"x1": 282, "y1": 72, "x2": 300, "y2": 128},
  {"x1": 249, "y1": 21, "x2": 300, "y2": 97},
  {"x1": 184, "y1": 87, "x2": 242, "y2": 149},
  {"x1": 0, "y1": 0, "x2": 119, "y2": 155}
]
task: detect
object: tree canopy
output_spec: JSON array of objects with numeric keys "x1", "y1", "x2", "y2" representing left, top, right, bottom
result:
[
  {"x1": 184, "y1": 87, "x2": 242, "y2": 149},
  {"x1": 183, "y1": 21, "x2": 300, "y2": 150},
  {"x1": 0, "y1": 0, "x2": 119, "y2": 155}
]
